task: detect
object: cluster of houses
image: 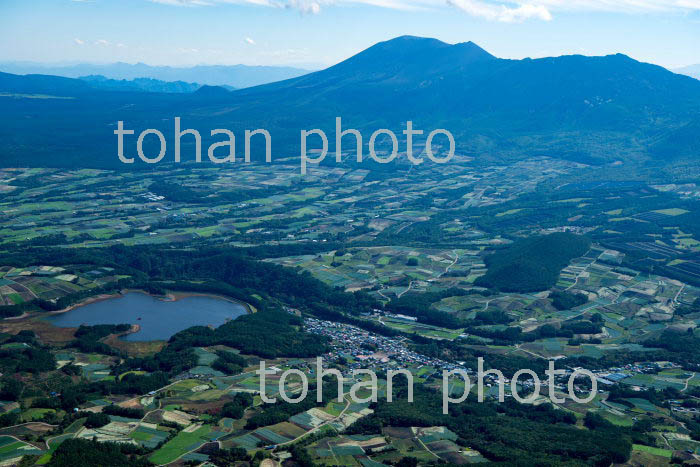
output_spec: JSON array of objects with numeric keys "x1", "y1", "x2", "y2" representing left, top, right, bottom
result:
[
  {"x1": 305, "y1": 316, "x2": 696, "y2": 402},
  {"x1": 670, "y1": 402, "x2": 700, "y2": 414},
  {"x1": 304, "y1": 317, "x2": 459, "y2": 375},
  {"x1": 140, "y1": 192, "x2": 165, "y2": 202}
]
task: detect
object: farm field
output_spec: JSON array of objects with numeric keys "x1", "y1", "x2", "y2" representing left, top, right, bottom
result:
[{"x1": 1, "y1": 161, "x2": 700, "y2": 466}]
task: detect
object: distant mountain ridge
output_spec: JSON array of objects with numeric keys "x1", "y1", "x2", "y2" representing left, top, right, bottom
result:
[
  {"x1": 0, "y1": 35, "x2": 699, "y2": 168},
  {"x1": 238, "y1": 36, "x2": 700, "y2": 122},
  {"x1": 0, "y1": 71, "x2": 93, "y2": 95},
  {"x1": 79, "y1": 75, "x2": 213, "y2": 93},
  {"x1": 0, "y1": 72, "x2": 212, "y2": 95},
  {"x1": 231, "y1": 36, "x2": 700, "y2": 163},
  {"x1": 0, "y1": 62, "x2": 311, "y2": 89}
]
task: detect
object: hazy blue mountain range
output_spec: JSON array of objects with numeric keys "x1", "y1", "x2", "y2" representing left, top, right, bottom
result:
[
  {"x1": 0, "y1": 62, "x2": 310, "y2": 89},
  {"x1": 78, "y1": 75, "x2": 216, "y2": 93},
  {"x1": 0, "y1": 36, "x2": 698, "y2": 169}
]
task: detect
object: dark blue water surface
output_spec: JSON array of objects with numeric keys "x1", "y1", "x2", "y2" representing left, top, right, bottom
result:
[{"x1": 46, "y1": 292, "x2": 247, "y2": 341}]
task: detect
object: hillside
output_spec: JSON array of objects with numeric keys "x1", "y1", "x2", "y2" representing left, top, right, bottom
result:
[{"x1": 0, "y1": 36, "x2": 699, "y2": 168}]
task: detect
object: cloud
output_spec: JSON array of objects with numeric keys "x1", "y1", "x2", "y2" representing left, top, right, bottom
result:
[
  {"x1": 147, "y1": 0, "x2": 700, "y2": 20},
  {"x1": 533, "y1": 0, "x2": 700, "y2": 13},
  {"x1": 447, "y1": 0, "x2": 551, "y2": 21},
  {"x1": 95, "y1": 39, "x2": 111, "y2": 46},
  {"x1": 285, "y1": 0, "x2": 322, "y2": 13},
  {"x1": 244, "y1": 37, "x2": 256, "y2": 45},
  {"x1": 73, "y1": 38, "x2": 85, "y2": 45},
  {"x1": 150, "y1": 0, "x2": 213, "y2": 5}
]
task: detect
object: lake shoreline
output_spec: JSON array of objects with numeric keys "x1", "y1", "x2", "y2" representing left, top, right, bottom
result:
[
  {"x1": 42, "y1": 290, "x2": 251, "y2": 342},
  {"x1": 41, "y1": 288, "x2": 255, "y2": 318},
  {"x1": 161, "y1": 290, "x2": 256, "y2": 314}
]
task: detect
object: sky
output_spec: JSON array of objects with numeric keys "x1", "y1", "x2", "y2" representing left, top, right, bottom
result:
[{"x1": 0, "y1": 0, "x2": 698, "y2": 70}]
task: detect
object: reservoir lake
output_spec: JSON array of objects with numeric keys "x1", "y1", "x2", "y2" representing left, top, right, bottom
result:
[{"x1": 45, "y1": 292, "x2": 247, "y2": 341}]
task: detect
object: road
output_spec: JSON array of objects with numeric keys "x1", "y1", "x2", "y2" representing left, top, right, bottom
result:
[
  {"x1": 514, "y1": 344, "x2": 546, "y2": 360},
  {"x1": 416, "y1": 435, "x2": 440, "y2": 460},
  {"x1": 565, "y1": 248, "x2": 595, "y2": 291},
  {"x1": 397, "y1": 281, "x2": 416, "y2": 298},
  {"x1": 673, "y1": 283, "x2": 686, "y2": 306},
  {"x1": 682, "y1": 372, "x2": 696, "y2": 392},
  {"x1": 436, "y1": 250, "x2": 459, "y2": 279}
]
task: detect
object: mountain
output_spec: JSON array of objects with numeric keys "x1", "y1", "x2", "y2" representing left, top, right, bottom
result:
[
  {"x1": 0, "y1": 72, "x2": 211, "y2": 94},
  {"x1": 193, "y1": 85, "x2": 233, "y2": 97},
  {"x1": 675, "y1": 64, "x2": 700, "y2": 80},
  {"x1": 0, "y1": 71, "x2": 93, "y2": 95},
  {"x1": 211, "y1": 35, "x2": 700, "y2": 164},
  {"x1": 0, "y1": 62, "x2": 311, "y2": 89},
  {"x1": 238, "y1": 36, "x2": 699, "y2": 126},
  {"x1": 0, "y1": 36, "x2": 699, "y2": 169},
  {"x1": 285, "y1": 36, "x2": 495, "y2": 87},
  {"x1": 78, "y1": 75, "x2": 211, "y2": 93}
]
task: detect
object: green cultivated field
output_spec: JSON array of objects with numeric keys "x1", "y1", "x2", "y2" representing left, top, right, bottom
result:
[{"x1": 148, "y1": 425, "x2": 212, "y2": 465}]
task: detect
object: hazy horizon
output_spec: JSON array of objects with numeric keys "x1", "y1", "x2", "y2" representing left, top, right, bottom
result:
[
  {"x1": 0, "y1": 37, "x2": 696, "y2": 75},
  {"x1": 1, "y1": 0, "x2": 699, "y2": 69}
]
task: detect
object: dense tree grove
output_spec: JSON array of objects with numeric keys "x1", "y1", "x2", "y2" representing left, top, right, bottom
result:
[
  {"x1": 37, "y1": 372, "x2": 173, "y2": 412},
  {"x1": 0, "y1": 377, "x2": 23, "y2": 400},
  {"x1": 102, "y1": 405, "x2": 146, "y2": 419},
  {"x1": 684, "y1": 418, "x2": 700, "y2": 442},
  {"x1": 211, "y1": 350, "x2": 248, "y2": 375},
  {"x1": 676, "y1": 297, "x2": 700, "y2": 316},
  {"x1": 70, "y1": 324, "x2": 132, "y2": 355},
  {"x1": 0, "y1": 345, "x2": 56, "y2": 374},
  {"x1": 346, "y1": 384, "x2": 631, "y2": 466},
  {"x1": 644, "y1": 331, "x2": 700, "y2": 369},
  {"x1": 46, "y1": 439, "x2": 151, "y2": 467},
  {"x1": 105, "y1": 310, "x2": 328, "y2": 388},
  {"x1": 476, "y1": 233, "x2": 591, "y2": 292},
  {"x1": 221, "y1": 392, "x2": 254, "y2": 419},
  {"x1": 550, "y1": 290, "x2": 588, "y2": 310},
  {"x1": 207, "y1": 446, "x2": 251, "y2": 465},
  {"x1": 0, "y1": 244, "x2": 380, "y2": 320},
  {"x1": 212, "y1": 311, "x2": 328, "y2": 358},
  {"x1": 84, "y1": 412, "x2": 111, "y2": 429}
]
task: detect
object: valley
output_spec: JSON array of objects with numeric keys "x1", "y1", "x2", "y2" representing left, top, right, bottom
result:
[
  {"x1": 0, "y1": 153, "x2": 700, "y2": 465},
  {"x1": 0, "y1": 14, "x2": 698, "y2": 465}
]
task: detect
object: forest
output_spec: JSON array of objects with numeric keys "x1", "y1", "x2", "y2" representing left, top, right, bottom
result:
[
  {"x1": 346, "y1": 383, "x2": 632, "y2": 466},
  {"x1": 0, "y1": 244, "x2": 380, "y2": 320},
  {"x1": 475, "y1": 233, "x2": 591, "y2": 292}
]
